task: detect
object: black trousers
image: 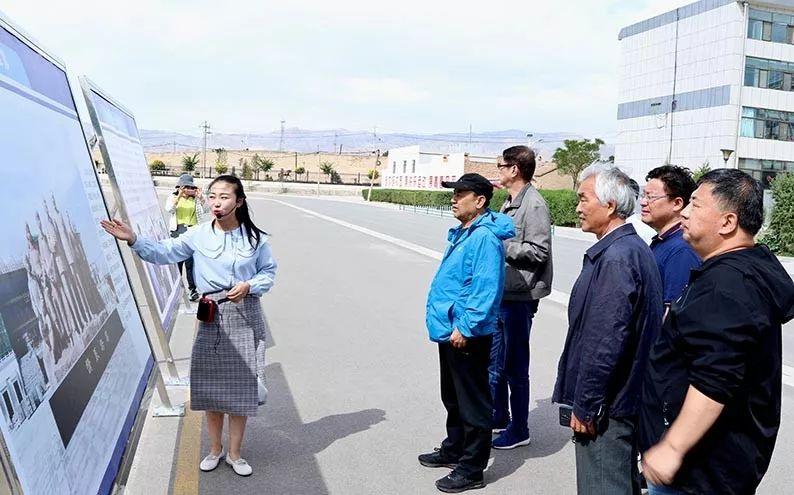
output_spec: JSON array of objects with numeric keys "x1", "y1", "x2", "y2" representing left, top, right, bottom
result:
[
  {"x1": 438, "y1": 335, "x2": 493, "y2": 477},
  {"x1": 171, "y1": 224, "x2": 196, "y2": 291}
]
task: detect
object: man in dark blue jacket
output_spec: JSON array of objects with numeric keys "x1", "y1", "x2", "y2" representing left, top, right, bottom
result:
[
  {"x1": 553, "y1": 163, "x2": 663, "y2": 495},
  {"x1": 419, "y1": 173, "x2": 515, "y2": 493}
]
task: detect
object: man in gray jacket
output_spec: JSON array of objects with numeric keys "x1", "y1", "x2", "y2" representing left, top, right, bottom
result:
[{"x1": 490, "y1": 145, "x2": 553, "y2": 449}]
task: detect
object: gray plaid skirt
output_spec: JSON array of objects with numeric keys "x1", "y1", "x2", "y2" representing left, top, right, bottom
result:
[{"x1": 190, "y1": 291, "x2": 267, "y2": 416}]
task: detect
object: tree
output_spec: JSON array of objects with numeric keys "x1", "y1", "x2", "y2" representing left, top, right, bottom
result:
[
  {"x1": 181, "y1": 152, "x2": 199, "y2": 172},
  {"x1": 330, "y1": 170, "x2": 342, "y2": 184},
  {"x1": 320, "y1": 161, "x2": 335, "y2": 182},
  {"x1": 763, "y1": 173, "x2": 794, "y2": 255},
  {"x1": 149, "y1": 159, "x2": 167, "y2": 174},
  {"x1": 213, "y1": 147, "x2": 228, "y2": 175},
  {"x1": 294, "y1": 166, "x2": 306, "y2": 178},
  {"x1": 552, "y1": 138, "x2": 605, "y2": 190},
  {"x1": 693, "y1": 161, "x2": 711, "y2": 182},
  {"x1": 259, "y1": 157, "x2": 274, "y2": 174},
  {"x1": 241, "y1": 158, "x2": 253, "y2": 180},
  {"x1": 367, "y1": 169, "x2": 380, "y2": 181}
]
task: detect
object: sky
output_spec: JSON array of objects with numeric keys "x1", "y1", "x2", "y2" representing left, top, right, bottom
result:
[{"x1": 2, "y1": 0, "x2": 687, "y2": 139}]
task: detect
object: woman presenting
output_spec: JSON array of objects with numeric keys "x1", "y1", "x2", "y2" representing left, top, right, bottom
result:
[{"x1": 101, "y1": 175, "x2": 276, "y2": 477}]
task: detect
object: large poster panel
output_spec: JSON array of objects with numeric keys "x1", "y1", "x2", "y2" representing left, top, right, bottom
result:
[
  {"x1": 81, "y1": 79, "x2": 182, "y2": 333},
  {"x1": 0, "y1": 17, "x2": 153, "y2": 495}
]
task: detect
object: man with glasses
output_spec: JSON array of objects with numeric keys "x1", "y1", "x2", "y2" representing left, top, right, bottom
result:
[
  {"x1": 639, "y1": 166, "x2": 701, "y2": 313},
  {"x1": 489, "y1": 146, "x2": 552, "y2": 450}
]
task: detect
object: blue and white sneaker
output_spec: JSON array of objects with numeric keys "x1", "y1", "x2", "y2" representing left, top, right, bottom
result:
[{"x1": 492, "y1": 429, "x2": 530, "y2": 450}]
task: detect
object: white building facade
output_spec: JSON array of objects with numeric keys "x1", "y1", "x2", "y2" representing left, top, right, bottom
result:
[
  {"x1": 615, "y1": 0, "x2": 794, "y2": 187},
  {"x1": 381, "y1": 146, "x2": 466, "y2": 190}
]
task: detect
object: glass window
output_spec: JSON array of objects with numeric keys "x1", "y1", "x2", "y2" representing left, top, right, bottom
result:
[
  {"x1": 750, "y1": 8, "x2": 773, "y2": 22},
  {"x1": 746, "y1": 57, "x2": 768, "y2": 70},
  {"x1": 392, "y1": 161, "x2": 396, "y2": 174},
  {"x1": 2, "y1": 392, "x2": 12, "y2": 420},
  {"x1": 763, "y1": 21, "x2": 773, "y2": 41},
  {"x1": 411, "y1": 160, "x2": 416, "y2": 173},
  {"x1": 778, "y1": 122, "x2": 791, "y2": 141},
  {"x1": 772, "y1": 23, "x2": 788, "y2": 43},
  {"x1": 759, "y1": 69, "x2": 769, "y2": 88},
  {"x1": 402, "y1": 160, "x2": 407, "y2": 173},
  {"x1": 769, "y1": 70, "x2": 784, "y2": 89},
  {"x1": 745, "y1": 67, "x2": 759, "y2": 87},
  {"x1": 742, "y1": 107, "x2": 757, "y2": 118},
  {"x1": 741, "y1": 118, "x2": 756, "y2": 137},
  {"x1": 748, "y1": 19, "x2": 764, "y2": 39},
  {"x1": 756, "y1": 120, "x2": 766, "y2": 138},
  {"x1": 770, "y1": 60, "x2": 788, "y2": 72},
  {"x1": 741, "y1": 158, "x2": 761, "y2": 170},
  {"x1": 785, "y1": 73, "x2": 792, "y2": 91},
  {"x1": 773, "y1": 12, "x2": 791, "y2": 24}
]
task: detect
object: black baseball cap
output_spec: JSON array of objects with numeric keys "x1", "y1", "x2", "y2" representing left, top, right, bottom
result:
[{"x1": 441, "y1": 173, "x2": 494, "y2": 201}]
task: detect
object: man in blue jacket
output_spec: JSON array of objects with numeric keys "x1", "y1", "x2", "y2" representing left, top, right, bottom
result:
[
  {"x1": 553, "y1": 163, "x2": 663, "y2": 495},
  {"x1": 419, "y1": 173, "x2": 516, "y2": 493}
]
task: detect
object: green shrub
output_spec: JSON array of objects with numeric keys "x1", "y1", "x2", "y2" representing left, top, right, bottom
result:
[
  {"x1": 364, "y1": 188, "x2": 579, "y2": 226},
  {"x1": 764, "y1": 173, "x2": 794, "y2": 256},
  {"x1": 149, "y1": 159, "x2": 167, "y2": 172}
]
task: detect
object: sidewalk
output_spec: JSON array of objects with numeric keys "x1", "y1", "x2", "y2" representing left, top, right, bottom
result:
[{"x1": 120, "y1": 303, "x2": 197, "y2": 495}]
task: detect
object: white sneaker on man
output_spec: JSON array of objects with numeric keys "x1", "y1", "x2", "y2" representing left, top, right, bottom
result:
[
  {"x1": 199, "y1": 450, "x2": 224, "y2": 471},
  {"x1": 226, "y1": 456, "x2": 253, "y2": 476}
]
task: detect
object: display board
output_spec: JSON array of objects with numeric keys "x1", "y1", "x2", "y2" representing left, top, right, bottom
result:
[
  {"x1": 0, "y1": 14, "x2": 153, "y2": 495},
  {"x1": 80, "y1": 78, "x2": 182, "y2": 334}
]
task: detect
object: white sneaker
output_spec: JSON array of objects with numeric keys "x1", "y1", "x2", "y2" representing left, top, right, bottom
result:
[
  {"x1": 226, "y1": 456, "x2": 253, "y2": 476},
  {"x1": 199, "y1": 450, "x2": 224, "y2": 471}
]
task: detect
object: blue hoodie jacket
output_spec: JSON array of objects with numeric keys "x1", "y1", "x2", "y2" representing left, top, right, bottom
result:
[{"x1": 426, "y1": 209, "x2": 516, "y2": 343}]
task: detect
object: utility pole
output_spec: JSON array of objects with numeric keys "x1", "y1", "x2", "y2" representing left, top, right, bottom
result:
[
  {"x1": 372, "y1": 125, "x2": 377, "y2": 151},
  {"x1": 279, "y1": 120, "x2": 286, "y2": 152},
  {"x1": 333, "y1": 131, "x2": 338, "y2": 154},
  {"x1": 468, "y1": 124, "x2": 472, "y2": 152},
  {"x1": 200, "y1": 121, "x2": 211, "y2": 178}
]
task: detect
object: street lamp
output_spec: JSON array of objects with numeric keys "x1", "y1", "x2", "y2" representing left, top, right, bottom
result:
[{"x1": 720, "y1": 148, "x2": 734, "y2": 165}]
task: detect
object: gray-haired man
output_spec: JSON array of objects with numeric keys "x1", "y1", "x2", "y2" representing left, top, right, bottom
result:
[{"x1": 553, "y1": 164, "x2": 663, "y2": 494}]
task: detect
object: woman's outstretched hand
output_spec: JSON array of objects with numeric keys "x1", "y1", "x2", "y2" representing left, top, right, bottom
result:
[{"x1": 100, "y1": 219, "x2": 137, "y2": 245}]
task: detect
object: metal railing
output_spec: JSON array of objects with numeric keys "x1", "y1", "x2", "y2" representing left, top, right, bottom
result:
[{"x1": 397, "y1": 204, "x2": 454, "y2": 218}]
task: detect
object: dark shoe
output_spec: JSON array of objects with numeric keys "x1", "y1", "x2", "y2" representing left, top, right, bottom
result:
[
  {"x1": 435, "y1": 471, "x2": 485, "y2": 493},
  {"x1": 492, "y1": 428, "x2": 530, "y2": 450},
  {"x1": 189, "y1": 289, "x2": 199, "y2": 302},
  {"x1": 418, "y1": 449, "x2": 458, "y2": 469}
]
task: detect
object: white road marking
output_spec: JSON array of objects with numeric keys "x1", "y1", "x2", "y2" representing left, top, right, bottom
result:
[
  {"x1": 267, "y1": 199, "x2": 444, "y2": 261},
  {"x1": 270, "y1": 198, "x2": 792, "y2": 388}
]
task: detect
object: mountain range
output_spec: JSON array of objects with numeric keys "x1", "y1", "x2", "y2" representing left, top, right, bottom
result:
[{"x1": 140, "y1": 128, "x2": 614, "y2": 161}]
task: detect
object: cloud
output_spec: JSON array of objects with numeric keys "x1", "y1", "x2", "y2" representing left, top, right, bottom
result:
[
  {"x1": 0, "y1": 0, "x2": 694, "y2": 137},
  {"x1": 338, "y1": 77, "x2": 431, "y2": 104}
]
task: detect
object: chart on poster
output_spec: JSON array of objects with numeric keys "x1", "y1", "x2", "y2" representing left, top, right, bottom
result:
[
  {"x1": 0, "y1": 16, "x2": 153, "y2": 495},
  {"x1": 81, "y1": 78, "x2": 182, "y2": 333}
]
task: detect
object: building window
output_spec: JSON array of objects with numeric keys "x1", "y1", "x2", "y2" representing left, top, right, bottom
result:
[
  {"x1": 403, "y1": 160, "x2": 407, "y2": 173},
  {"x1": 13, "y1": 382, "x2": 22, "y2": 404},
  {"x1": 745, "y1": 57, "x2": 794, "y2": 92},
  {"x1": 748, "y1": 8, "x2": 794, "y2": 44},
  {"x1": 740, "y1": 106, "x2": 794, "y2": 141},
  {"x1": 411, "y1": 160, "x2": 416, "y2": 173},
  {"x1": 392, "y1": 161, "x2": 396, "y2": 174},
  {"x1": 739, "y1": 158, "x2": 793, "y2": 188},
  {"x1": 2, "y1": 391, "x2": 13, "y2": 421}
]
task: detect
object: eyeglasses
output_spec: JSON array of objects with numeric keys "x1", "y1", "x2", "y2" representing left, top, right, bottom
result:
[
  {"x1": 183, "y1": 186, "x2": 198, "y2": 190},
  {"x1": 496, "y1": 163, "x2": 515, "y2": 169},
  {"x1": 641, "y1": 194, "x2": 670, "y2": 204}
]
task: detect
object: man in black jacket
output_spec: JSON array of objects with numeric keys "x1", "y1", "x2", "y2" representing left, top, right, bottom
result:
[{"x1": 640, "y1": 169, "x2": 794, "y2": 495}]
